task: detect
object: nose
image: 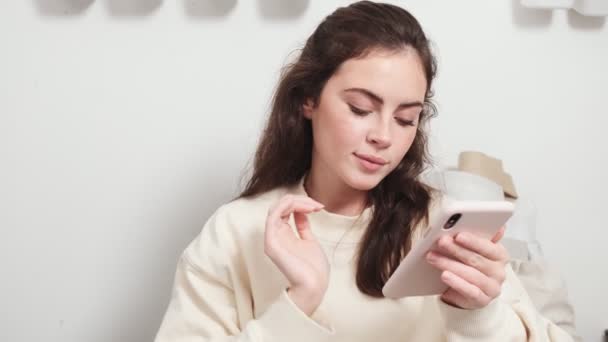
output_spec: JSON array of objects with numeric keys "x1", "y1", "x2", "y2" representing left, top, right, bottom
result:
[{"x1": 367, "y1": 117, "x2": 392, "y2": 149}]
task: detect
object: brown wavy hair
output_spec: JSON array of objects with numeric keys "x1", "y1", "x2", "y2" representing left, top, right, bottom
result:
[{"x1": 236, "y1": 1, "x2": 438, "y2": 297}]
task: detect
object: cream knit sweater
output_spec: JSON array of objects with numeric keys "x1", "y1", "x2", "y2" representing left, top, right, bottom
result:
[{"x1": 155, "y1": 175, "x2": 574, "y2": 341}]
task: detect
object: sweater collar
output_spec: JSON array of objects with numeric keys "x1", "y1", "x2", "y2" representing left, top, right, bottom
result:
[{"x1": 288, "y1": 174, "x2": 373, "y2": 244}]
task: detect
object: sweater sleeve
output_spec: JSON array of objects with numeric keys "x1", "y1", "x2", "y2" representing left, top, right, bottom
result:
[
  {"x1": 510, "y1": 258, "x2": 582, "y2": 341},
  {"x1": 154, "y1": 206, "x2": 335, "y2": 342},
  {"x1": 438, "y1": 263, "x2": 576, "y2": 341}
]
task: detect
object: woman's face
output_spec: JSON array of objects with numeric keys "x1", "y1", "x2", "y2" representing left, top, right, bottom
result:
[{"x1": 303, "y1": 48, "x2": 427, "y2": 191}]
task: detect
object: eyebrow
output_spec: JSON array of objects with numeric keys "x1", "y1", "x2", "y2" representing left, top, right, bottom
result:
[{"x1": 344, "y1": 88, "x2": 423, "y2": 110}]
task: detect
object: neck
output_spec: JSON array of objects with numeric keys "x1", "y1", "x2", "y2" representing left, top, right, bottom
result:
[{"x1": 303, "y1": 169, "x2": 368, "y2": 217}]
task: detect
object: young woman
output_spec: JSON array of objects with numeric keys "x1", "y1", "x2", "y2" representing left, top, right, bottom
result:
[{"x1": 155, "y1": 2, "x2": 574, "y2": 341}]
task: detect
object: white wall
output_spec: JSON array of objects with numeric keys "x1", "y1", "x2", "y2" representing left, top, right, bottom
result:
[{"x1": 1, "y1": 1, "x2": 606, "y2": 341}]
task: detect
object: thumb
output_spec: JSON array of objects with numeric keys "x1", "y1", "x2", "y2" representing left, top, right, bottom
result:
[
  {"x1": 491, "y1": 226, "x2": 506, "y2": 243},
  {"x1": 293, "y1": 212, "x2": 316, "y2": 241}
]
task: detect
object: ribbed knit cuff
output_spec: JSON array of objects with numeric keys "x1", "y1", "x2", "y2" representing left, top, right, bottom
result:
[
  {"x1": 254, "y1": 290, "x2": 334, "y2": 341},
  {"x1": 438, "y1": 297, "x2": 507, "y2": 339}
]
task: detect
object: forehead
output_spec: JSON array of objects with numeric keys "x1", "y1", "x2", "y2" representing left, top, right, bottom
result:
[{"x1": 330, "y1": 48, "x2": 428, "y2": 102}]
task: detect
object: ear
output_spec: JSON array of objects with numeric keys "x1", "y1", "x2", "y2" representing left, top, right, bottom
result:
[{"x1": 302, "y1": 99, "x2": 314, "y2": 119}]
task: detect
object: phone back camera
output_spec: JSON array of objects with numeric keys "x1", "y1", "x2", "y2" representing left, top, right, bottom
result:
[{"x1": 443, "y1": 213, "x2": 462, "y2": 229}]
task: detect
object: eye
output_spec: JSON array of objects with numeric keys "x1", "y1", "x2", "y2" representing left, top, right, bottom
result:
[
  {"x1": 395, "y1": 118, "x2": 416, "y2": 127},
  {"x1": 348, "y1": 104, "x2": 371, "y2": 116}
]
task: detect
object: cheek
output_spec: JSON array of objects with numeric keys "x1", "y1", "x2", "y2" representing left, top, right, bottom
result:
[
  {"x1": 335, "y1": 116, "x2": 366, "y2": 147},
  {"x1": 314, "y1": 102, "x2": 364, "y2": 153},
  {"x1": 394, "y1": 129, "x2": 418, "y2": 159},
  {"x1": 404, "y1": 129, "x2": 418, "y2": 146}
]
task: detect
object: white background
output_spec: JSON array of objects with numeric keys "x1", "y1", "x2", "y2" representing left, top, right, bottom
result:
[{"x1": 1, "y1": 1, "x2": 606, "y2": 341}]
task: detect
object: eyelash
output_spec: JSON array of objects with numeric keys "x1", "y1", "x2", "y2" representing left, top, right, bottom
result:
[{"x1": 348, "y1": 104, "x2": 416, "y2": 127}]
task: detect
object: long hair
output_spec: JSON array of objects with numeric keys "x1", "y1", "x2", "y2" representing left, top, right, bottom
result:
[{"x1": 236, "y1": 1, "x2": 438, "y2": 297}]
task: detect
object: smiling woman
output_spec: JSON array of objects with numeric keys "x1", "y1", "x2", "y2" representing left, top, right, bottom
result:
[
  {"x1": 301, "y1": 48, "x2": 427, "y2": 195},
  {"x1": 154, "y1": 1, "x2": 577, "y2": 341}
]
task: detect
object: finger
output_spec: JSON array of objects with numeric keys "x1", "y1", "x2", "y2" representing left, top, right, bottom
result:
[
  {"x1": 437, "y1": 236, "x2": 494, "y2": 275},
  {"x1": 265, "y1": 197, "x2": 301, "y2": 237},
  {"x1": 454, "y1": 232, "x2": 508, "y2": 262},
  {"x1": 427, "y1": 251, "x2": 501, "y2": 299},
  {"x1": 281, "y1": 194, "x2": 324, "y2": 211},
  {"x1": 268, "y1": 194, "x2": 322, "y2": 216},
  {"x1": 440, "y1": 289, "x2": 465, "y2": 309},
  {"x1": 278, "y1": 195, "x2": 324, "y2": 219},
  {"x1": 265, "y1": 196, "x2": 322, "y2": 246},
  {"x1": 293, "y1": 212, "x2": 315, "y2": 241},
  {"x1": 440, "y1": 270, "x2": 492, "y2": 307},
  {"x1": 268, "y1": 195, "x2": 320, "y2": 226},
  {"x1": 491, "y1": 226, "x2": 506, "y2": 243}
]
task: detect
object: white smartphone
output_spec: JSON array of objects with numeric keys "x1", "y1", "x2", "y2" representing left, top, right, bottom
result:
[{"x1": 382, "y1": 198, "x2": 514, "y2": 299}]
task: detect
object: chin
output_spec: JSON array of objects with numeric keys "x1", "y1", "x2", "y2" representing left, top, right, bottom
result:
[{"x1": 344, "y1": 170, "x2": 385, "y2": 191}]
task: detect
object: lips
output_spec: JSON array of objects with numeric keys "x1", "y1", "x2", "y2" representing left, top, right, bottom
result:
[{"x1": 354, "y1": 153, "x2": 387, "y2": 165}]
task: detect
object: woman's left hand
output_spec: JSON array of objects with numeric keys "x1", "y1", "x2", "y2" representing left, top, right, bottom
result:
[{"x1": 426, "y1": 227, "x2": 509, "y2": 310}]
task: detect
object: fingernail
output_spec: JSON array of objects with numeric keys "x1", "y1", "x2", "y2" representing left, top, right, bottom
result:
[
  {"x1": 427, "y1": 251, "x2": 437, "y2": 262},
  {"x1": 457, "y1": 233, "x2": 469, "y2": 243},
  {"x1": 442, "y1": 271, "x2": 453, "y2": 281}
]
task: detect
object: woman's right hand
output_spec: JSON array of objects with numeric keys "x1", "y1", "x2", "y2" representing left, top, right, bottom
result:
[{"x1": 264, "y1": 194, "x2": 328, "y2": 316}]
